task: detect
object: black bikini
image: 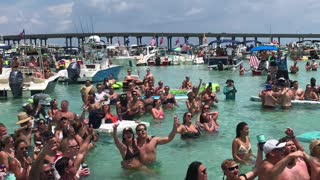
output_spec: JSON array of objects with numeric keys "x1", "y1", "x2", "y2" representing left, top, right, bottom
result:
[{"x1": 124, "y1": 145, "x2": 139, "y2": 160}]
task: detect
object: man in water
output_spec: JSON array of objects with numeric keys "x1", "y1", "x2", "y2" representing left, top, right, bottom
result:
[
  {"x1": 135, "y1": 116, "x2": 180, "y2": 165},
  {"x1": 259, "y1": 84, "x2": 277, "y2": 108},
  {"x1": 276, "y1": 78, "x2": 294, "y2": 109},
  {"x1": 275, "y1": 128, "x2": 310, "y2": 180},
  {"x1": 291, "y1": 81, "x2": 304, "y2": 100},
  {"x1": 257, "y1": 139, "x2": 305, "y2": 180}
]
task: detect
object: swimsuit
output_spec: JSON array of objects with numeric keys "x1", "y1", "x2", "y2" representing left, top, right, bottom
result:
[
  {"x1": 162, "y1": 97, "x2": 174, "y2": 105},
  {"x1": 181, "y1": 125, "x2": 200, "y2": 139},
  {"x1": 123, "y1": 145, "x2": 139, "y2": 160},
  {"x1": 238, "y1": 143, "x2": 251, "y2": 155}
]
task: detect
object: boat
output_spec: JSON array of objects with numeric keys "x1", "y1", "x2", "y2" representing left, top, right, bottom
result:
[
  {"x1": 58, "y1": 36, "x2": 123, "y2": 83},
  {"x1": 96, "y1": 120, "x2": 150, "y2": 134},
  {"x1": 250, "y1": 96, "x2": 320, "y2": 105},
  {"x1": 0, "y1": 67, "x2": 60, "y2": 98},
  {"x1": 207, "y1": 56, "x2": 243, "y2": 70}
]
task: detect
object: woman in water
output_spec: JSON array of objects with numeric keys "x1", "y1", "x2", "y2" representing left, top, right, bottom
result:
[
  {"x1": 112, "y1": 123, "x2": 142, "y2": 169},
  {"x1": 160, "y1": 86, "x2": 179, "y2": 109},
  {"x1": 177, "y1": 112, "x2": 200, "y2": 139},
  {"x1": 151, "y1": 99, "x2": 164, "y2": 122},
  {"x1": 197, "y1": 105, "x2": 219, "y2": 134},
  {"x1": 185, "y1": 161, "x2": 208, "y2": 180},
  {"x1": 232, "y1": 122, "x2": 255, "y2": 165}
]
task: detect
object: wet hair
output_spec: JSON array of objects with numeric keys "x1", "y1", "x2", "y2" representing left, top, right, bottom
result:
[
  {"x1": 55, "y1": 157, "x2": 70, "y2": 176},
  {"x1": 185, "y1": 161, "x2": 202, "y2": 180},
  {"x1": 0, "y1": 123, "x2": 5, "y2": 127},
  {"x1": 14, "y1": 139, "x2": 27, "y2": 151},
  {"x1": 183, "y1": 112, "x2": 191, "y2": 125},
  {"x1": 135, "y1": 123, "x2": 147, "y2": 132},
  {"x1": 278, "y1": 136, "x2": 292, "y2": 143},
  {"x1": 122, "y1": 127, "x2": 134, "y2": 143},
  {"x1": 236, "y1": 122, "x2": 247, "y2": 138}
]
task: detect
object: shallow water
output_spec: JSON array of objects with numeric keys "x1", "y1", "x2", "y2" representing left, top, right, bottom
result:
[{"x1": 1, "y1": 60, "x2": 319, "y2": 179}]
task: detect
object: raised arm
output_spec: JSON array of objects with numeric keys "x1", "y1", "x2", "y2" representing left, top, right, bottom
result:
[
  {"x1": 112, "y1": 123, "x2": 126, "y2": 156},
  {"x1": 285, "y1": 128, "x2": 304, "y2": 151},
  {"x1": 29, "y1": 140, "x2": 54, "y2": 180},
  {"x1": 156, "y1": 116, "x2": 180, "y2": 145}
]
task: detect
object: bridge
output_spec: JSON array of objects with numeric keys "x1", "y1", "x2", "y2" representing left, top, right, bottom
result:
[{"x1": 2, "y1": 32, "x2": 319, "y2": 49}]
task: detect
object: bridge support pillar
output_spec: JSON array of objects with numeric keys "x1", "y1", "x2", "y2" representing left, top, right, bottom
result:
[
  {"x1": 254, "y1": 37, "x2": 258, "y2": 42},
  {"x1": 278, "y1": 37, "x2": 281, "y2": 45},
  {"x1": 198, "y1": 37, "x2": 203, "y2": 45},
  {"x1": 243, "y1": 37, "x2": 246, "y2": 43},
  {"x1": 184, "y1": 36, "x2": 189, "y2": 44},
  {"x1": 156, "y1": 36, "x2": 159, "y2": 47},
  {"x1": 167, "y1": 37, "x2": 172, "y2": 50}
]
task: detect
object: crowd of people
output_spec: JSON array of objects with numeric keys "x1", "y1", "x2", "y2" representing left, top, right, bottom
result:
[{"x1": 1, "y1": 64, "x2": 320, "y2": 180}]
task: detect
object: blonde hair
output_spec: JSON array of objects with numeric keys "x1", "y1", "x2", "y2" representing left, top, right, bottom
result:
[{"x1": 309, "y1": 140, "x2": 320, "y2": 156}]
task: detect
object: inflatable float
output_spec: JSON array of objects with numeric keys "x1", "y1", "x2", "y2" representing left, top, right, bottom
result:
[
  {"x1": 297, "y1": 131, "x2": 320, "y2": 143},
  {"x1": 22, "y1": 93, "x2": 53, "y2": 108},
  {"x1": 97, "y1": 120, "x2": 150, "y2": 134},
  {"x1": 250, "y1": 96, "x2": 320, "y2": 105},
  {"x1": 142, "y1": 95, "x2": 188, "y2": 100},
  {"x1": 112, "y1": 82, "x2": 124, "y2": 89}
]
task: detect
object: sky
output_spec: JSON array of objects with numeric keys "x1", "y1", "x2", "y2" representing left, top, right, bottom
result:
[{"x1": 0, "y1": 0, "x2": 319, "y2": 45}]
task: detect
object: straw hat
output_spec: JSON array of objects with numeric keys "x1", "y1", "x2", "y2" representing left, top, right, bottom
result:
[
  {"x1": 16, "y1": 112, "x2": 33, "y2": 124},
  {"x1": 309, "y1": 140, "x2": 320, "y2": 156}
]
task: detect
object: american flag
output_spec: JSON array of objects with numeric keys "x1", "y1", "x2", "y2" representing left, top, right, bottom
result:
[
  {"x1": 19, "y1": 29, "x2": 25, "y2": 39},
  {"x1": 149, "y1": 37, "x2": 156, "y2": 46},
  {"x1": 175, "y1": 38, "x2": 180, "y2": 46},
  {"x1": 249, "y1": 55, "x2": 260, "y2": 69},
  {"x1": 160, "y1": 36, "x2": 164, "y2": 45}
]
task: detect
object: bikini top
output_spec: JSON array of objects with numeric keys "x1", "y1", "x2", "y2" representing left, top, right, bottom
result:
[{"x1": 123, "y1": 145, "x2": 139, "y2": 160}]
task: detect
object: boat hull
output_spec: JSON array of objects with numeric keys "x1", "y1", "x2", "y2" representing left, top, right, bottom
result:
[{"x1": 77, "y1": 65, "x2": 123, "y2": 82}]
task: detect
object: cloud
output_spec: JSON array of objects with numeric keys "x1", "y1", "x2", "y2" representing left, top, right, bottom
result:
[
  {"x1": 0, "y1": 16, "x2": 8, "y2": 24},
  {"x1": 30, "y1": 17, "x2": 44, "y2": 25},
  {"x1": 47, "y1": 2, "x2": 74, "y2": 18},
  {"x1": 185, "y1": 8, "x2": 203, "y2": 16}
]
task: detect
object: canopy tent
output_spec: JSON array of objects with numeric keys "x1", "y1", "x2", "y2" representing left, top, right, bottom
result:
[{"x1": 250, "y1": 46, "x2": 278, "y2": 52}]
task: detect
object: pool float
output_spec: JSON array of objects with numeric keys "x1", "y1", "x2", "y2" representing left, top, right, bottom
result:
[
  {"x1": 169, "y1": 89, "x2": 188, "y2": 95},
  {"x1": 96, "y1": 120, "x2": 150, "y2": 134},
  {"x1": 250, "y1": 96, "x2": 320, "y2": 105},
  {"x1": 22, "y1": 93, "x2": 53, "y2": 108},
  {"x1": 297, "y1": 131, "x2": 320, "y2": 143},
  {"x1": 199, "y1": 83, "x2": 220, "y2": 93},
  {"x1": 169, "y1": 83, "x2": 220, "y2": 95},
  {"x1": 111, "y1": 82, "x2": 123, "y2": 89}
]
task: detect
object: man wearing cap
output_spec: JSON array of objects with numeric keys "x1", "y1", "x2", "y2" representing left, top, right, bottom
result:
[
  {"x1": 15, "y1": 112, "x2": 36, "y2": 147},
  {"x1": 257, "y1": 139, "x2": 305, "y2": 180},
  {"x1": 223, "y1": 79, "x2": 237, "y2": 100},
  {"x1": 259, "y1": 84, "x2": 277, "y2": 108}
]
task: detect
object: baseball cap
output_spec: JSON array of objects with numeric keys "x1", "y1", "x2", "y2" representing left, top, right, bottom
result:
[
  {"x1": 263, "y1": 139, "x2": 286, "y2": 155},
  {"x1": 265, "y1": 84, "x2": 272, "y2": 91}
]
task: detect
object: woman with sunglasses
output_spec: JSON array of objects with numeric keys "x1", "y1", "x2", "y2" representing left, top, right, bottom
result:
[
  {"x1": 185, "y1": 161, "x2": 208, "y2": 180},
  {"x1": 197, "y1": 105, "x2": 219, "y2": 134},
  {"x1": 221, "y1": 159, "x2": 257, "y2": 180},
  {"x1": 177, "y1": 112, "x2": 200, "y2": 139},
  {"x1": 112, "y1": 123, "x2": 142, "y2": 169}
]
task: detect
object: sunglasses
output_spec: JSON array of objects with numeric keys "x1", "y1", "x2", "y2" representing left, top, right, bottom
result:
[
  {"x1": 203, "y1": 107, "x2": 209, "y2": 110},
  {"x1": 186, "y1": 114, "x2": 192, "y2": 117},
  {"x1": 201, "y1": 168, "x2": 207, "y2": 175},
  {"x1": 228, "y1": 165, "x2": 239, "y2": 171},
  {"x1": 137, "y1": 128, "x2": 146, "y2": 132}
]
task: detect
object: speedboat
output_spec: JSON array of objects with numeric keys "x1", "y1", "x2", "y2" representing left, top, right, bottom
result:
[
  {"x1": 58, "y1": 58, "x2": 123, "y2": 83},
  {"x1": 0, "y1": 67, "x2": 59, "y2": 98},
  {"x1": 207, "y1": 56, "x2": 243, "y2": 70}
]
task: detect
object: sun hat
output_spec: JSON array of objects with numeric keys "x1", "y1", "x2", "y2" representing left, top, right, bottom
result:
[
  {"x1": 16, "y1": 112, "x2": 33, "y2": 124},
  {"x1": 263, "y1": 139, "x2": 286, "y2": 155}
]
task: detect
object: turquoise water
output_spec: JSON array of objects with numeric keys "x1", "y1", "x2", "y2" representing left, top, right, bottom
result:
[{"x1": 1, "y1": 60, "x2": 319, "y2": 179}]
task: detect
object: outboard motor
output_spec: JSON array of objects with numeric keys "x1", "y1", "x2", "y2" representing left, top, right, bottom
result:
[
  {"x1": 217, "y1": 61, "x2": 224, "y2": 71},
  {"x1": 67, "y1": 62, "x2": 80, "y2": 83},
  {"x1": 9, "y1": 70, "x2": 23, "y2": 97}
]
